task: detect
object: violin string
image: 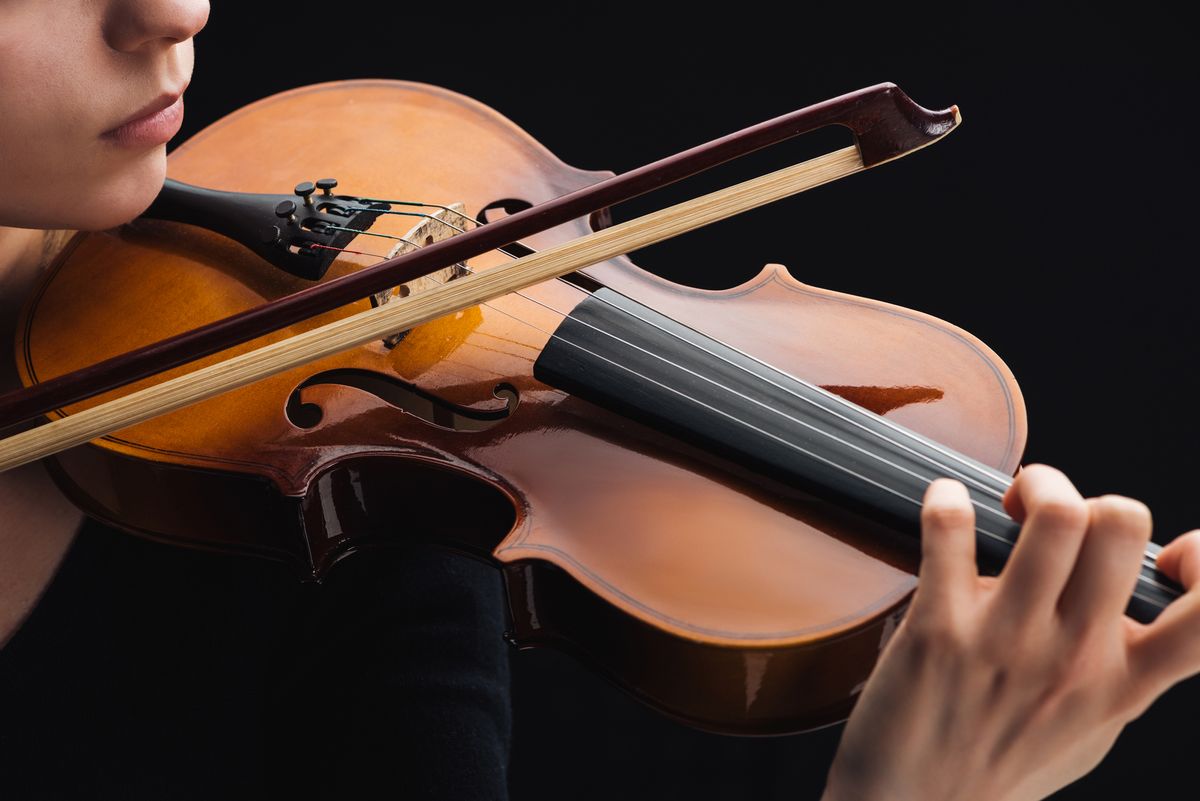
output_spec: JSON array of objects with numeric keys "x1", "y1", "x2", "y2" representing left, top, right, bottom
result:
[
  {"x1": 513, "y1": 269, "x2": 1160, "y2": 576},
  {"x1": 358, "y1": 248, "x2": 1010, "y2": 525},
  {"x1": 363, "y1": 258, "x2": 1168, "y2": 600},
  {"x1": 538, "y1": 328, "x2": 1174, "y2": 603},
  {"x1": 322, "y1": 214, "x2": 1167, "y2": 582},
  {"x1": 321, "y1": 210, "x2": 527, "y2": 262},
  {"x1": 325, "y1": 209, "x2": 575, "y2": 314},
  {"x1": 502, "y1": 292, "x2": 1163, "y2": 579},
  {"x1": 326, "y1": 226, "x2": 1015, "y2": 518},
  {"x1": 354, "y1": 197, "x2": 472, "y2": 215},
  {"x1": 325, "y1": 210, "x2": 1014, "y2": 498},
  {"x1": 334, "y1": 203, "x2": 527, "y2": 258},
  {"x1": 359, "y1": 209, "x2": 457, "y2": 219},
  {"x1": 328, "y1": 206, "x2": 1171, "y2": 573},
  {"x1": 332, "y1": 210, "x2": 1012, "y2": 497},
  {"x1": 300, "y1": 156, "x2": 1034, "y2": 516},
  {"x1": 309, "y1": 243, "x2": 392, "y2": 259},
  {"x1": 321, "y1": 226, "x2": 415, "y2": 243}
]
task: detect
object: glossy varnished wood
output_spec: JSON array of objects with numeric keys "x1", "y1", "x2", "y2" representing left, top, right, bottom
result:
[{"x1": 16, "y1": 80, "x2": 1024, "y2": 733}]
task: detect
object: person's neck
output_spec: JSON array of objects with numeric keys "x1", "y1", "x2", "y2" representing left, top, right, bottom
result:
[
  {"x1": 0, "y1": 226, "x2": 73, "y2": 397},
  {"x1": 0, "y1": 227, "x2": 43, "y2": 391},
  {"x1": 0, "y1": 226, "x2": 44, "y2": 280}
]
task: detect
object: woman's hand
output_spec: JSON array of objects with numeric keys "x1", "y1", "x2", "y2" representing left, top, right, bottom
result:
[{"x1": 821, "y1": 463, "x2": 1200, "y2": 801}]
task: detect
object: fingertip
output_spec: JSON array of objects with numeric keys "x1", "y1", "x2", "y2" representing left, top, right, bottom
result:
[
  {"x1": 925, "y1": 476, "x2": 969, "y2": 502},
  {"x1": 1156, "y1": 530, "x2": 1196, "y2": 562},
  {"x1": 921, "y1": 478, "x2": 976, "y2": 539},
  {"x1": 1004, "y1": 462, "x2": 1085, "y2": 521},
  {"x1": 1157, "y1": 530, "x2": 1200, "y2": 588},
  {"x1": 1088, "y1": 494, "x2": 1153, "y2": 543}
]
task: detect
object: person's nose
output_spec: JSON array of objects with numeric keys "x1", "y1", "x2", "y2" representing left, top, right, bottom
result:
[{"x1": 102, "y1": 0, "x2": 210, "y2": 53}]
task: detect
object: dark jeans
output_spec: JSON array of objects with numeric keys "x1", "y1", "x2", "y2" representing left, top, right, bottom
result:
[{"x1": 0, "y1": 516, "x2": 512, "y2": 800}]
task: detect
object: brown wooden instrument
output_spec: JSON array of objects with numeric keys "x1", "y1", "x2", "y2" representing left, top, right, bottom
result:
[{"x1": 9, "y1": 79, "x2": 1176, "y2": 734}]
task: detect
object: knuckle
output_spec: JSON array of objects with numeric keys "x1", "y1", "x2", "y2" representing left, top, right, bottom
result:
[
  {"x1": 1028, "y1": 496, "x2": 1089, "y2": 532},
  {"x1": 1089, "y1": 495, "x2": 1153, "y2": 541},
  {"x1": 904, "y1": 610, "x2": 969, "y2": 655}
]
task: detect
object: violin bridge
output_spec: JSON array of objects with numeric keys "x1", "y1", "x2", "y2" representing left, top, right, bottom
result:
[{"x1": 371, "y1": 201, "x2": 472, "y2": 348}]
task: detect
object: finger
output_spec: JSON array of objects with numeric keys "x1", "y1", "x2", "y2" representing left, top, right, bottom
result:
[
  {"x1": 993, "y1": 464, "x2": 1090, "y2": 623},
  {"x1": 1153, "y1": 530, "x2": 1200, "y2": 588},
  {"x1": 1001, "y1": 464, "x2": 1029, "y2": 523},
  {"x1": 1129, "y1": 530, "x2": 1200, "y2": 694},
  {"x1": 914, "y1": 478, "x2": 978, "y2": 612},
  {"x1": 1056, "y1": 495, "x2": 1153, "y2": 633}
]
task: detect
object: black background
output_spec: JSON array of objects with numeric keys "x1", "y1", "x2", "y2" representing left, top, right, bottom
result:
[{"x1": 180, "y1": 3, "x2": 1194, "y2": 799}]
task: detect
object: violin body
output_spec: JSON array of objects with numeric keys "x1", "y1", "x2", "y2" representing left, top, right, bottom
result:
[{"x1": 17, "y1": 80, "x2": 1025, "y2": 734}]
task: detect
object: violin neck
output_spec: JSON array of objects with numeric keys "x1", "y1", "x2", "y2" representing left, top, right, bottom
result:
[{"x1": 533, "y1": 288, "x2": 1179, "y2": 623}]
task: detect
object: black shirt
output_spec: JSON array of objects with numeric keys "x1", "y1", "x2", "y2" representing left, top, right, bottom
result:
[{"x1": 0, "y1": 514, "x2": 513, "y2": 800}]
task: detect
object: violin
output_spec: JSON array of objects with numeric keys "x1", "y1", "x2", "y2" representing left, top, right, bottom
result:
[{"x1": 2, "y1": 79, "x2": 1182, "y2": 735}]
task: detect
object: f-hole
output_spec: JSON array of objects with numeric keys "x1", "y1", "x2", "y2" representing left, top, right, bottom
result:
[
  {"x1": 477, "y1": 197, "x2": 613, "y2": 252},
  {"x1": 476, "y1": 199, "x2": 536, "y2": 258},
  {"x1": 286, "y1": 368, "x2": 519, "y2": 432}
]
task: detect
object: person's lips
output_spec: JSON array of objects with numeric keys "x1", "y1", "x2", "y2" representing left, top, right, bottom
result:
[{"x1": 101, "y1": 87, "x2": 188, "y2": 148}]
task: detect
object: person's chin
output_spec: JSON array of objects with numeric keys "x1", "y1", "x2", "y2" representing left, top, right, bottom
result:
[{"x1": 80, "y1": 149, "x2": 169, "y2": 231}]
